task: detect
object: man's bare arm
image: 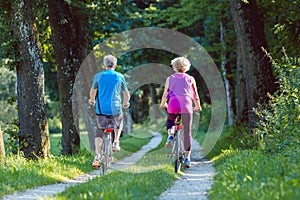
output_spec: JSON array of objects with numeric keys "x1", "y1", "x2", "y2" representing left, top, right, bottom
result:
[
  {"x1": 89, "y1": 88, "x2": 97, "y2": 106},
  {"x1": 123, "y1": 89, "x2": 130, "y2": 108}
]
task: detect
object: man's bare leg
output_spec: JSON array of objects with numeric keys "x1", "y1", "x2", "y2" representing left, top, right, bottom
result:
[
  {"x1": 113, "y1": 128, "x2": 122, "y2": 152},
  {"x1": 95, "y1": 137, "x2": 103, "y2": 158},
  {"x1": 92, "y1": 137, "x2": 103, "y2": 168}
]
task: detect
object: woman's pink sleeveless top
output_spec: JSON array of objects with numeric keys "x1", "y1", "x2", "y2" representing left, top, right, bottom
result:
[{"x1": 167, "y1": 73, "x2": 194, "y2": 114}]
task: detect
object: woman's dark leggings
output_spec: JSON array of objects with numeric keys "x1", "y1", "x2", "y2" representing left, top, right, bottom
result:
[{"x1": 166, "y1": 113, "x2": 192, "y2": 151}]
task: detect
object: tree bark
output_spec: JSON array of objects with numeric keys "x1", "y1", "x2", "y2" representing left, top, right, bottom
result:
[
  {"x1": 229, "y1": 0, "x2": 277, "y2": 131},
  {"x1": 220, "y1": 22, "x2": 234, "y2": 126},
  {"x1": 48, "y1": 0, "x2": 91, "y2": 155},
  {"x1": 9, "y1": 0, "x2": 50, "y2": 159},
  {"x1": 149, "y1": 84, "x2": 161, "y2": 120},
  {"x1": 0, "y1": 126, "x2": 6, "y2": 163},
  {"x1": 236, "y1": 59, "x2": 249, "y2": 125}
]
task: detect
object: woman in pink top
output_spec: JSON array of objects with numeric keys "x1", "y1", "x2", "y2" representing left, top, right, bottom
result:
[{"x1": 160, "y1": 57, "x2": 201, "y2": 168}]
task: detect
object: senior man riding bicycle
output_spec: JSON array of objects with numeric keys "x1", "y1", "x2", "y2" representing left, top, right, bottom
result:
[{"x1": 89, "y1": 54, "x2": 130, "y2": 168}]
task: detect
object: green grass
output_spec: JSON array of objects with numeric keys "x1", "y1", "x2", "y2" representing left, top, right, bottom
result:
[
  {"x1": 43, "y1": 120, "x2": 179, "y2": 200},
  {"x1": 0, "y1": 150, "x2": 93, "y2": 197},
  {"x1": 46, "y1": 167, "x2": 176, "y2": 200},
  {"x1": 0, "y1": 121, "x2": 164, "y2": 198},
  {"x1": 204, "y1": 126, "x2": 300, "y2": 200},
  {"x1": 209, "y1": 148, "x2": 300, "y2": 200},
  {"x1": 46, "y1": 141, "x2": 178, "y2": 200}
]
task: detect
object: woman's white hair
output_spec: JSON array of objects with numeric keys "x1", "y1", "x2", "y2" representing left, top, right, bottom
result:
[
  {"x1": 171, "y1": 57, "x2": 191, "y2": 72},
  {"x1": 103, "y1": 55, "x2": 117, "y2": 68}
]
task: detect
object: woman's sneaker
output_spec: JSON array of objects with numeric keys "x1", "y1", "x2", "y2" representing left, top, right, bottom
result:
[
  {"x1": 165, "y1": 135, "x2": 173, "y2": 148},
  {"x1": 184, "y1": 157, "x2": 191, "y2": 168}
]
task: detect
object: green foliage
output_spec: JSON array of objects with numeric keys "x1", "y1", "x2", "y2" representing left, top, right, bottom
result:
[
  {"x1": 2, "y1": 122, "x2": 19, "y2": 155},
  {"x1": 258, "y1": 0, "x2": 300, "y2": 57},
  {"x1": 210, "y1": 148, "x2": 300, "y2": 200},
  {"x1": 46, "y1": 100, "x2": 62, "y2": 133},
  {"x1": 49, "y1": 167, "x2": 176, "y2": 200},
  {"x1": 203, "y1": 125, "x2": 259, "y2": 159},
  {"x1": 88, "y1": 0, "x2": 143, "y2": 46},
  {"x1": 209, "y1": 54, "x2": 300, "y2": 200},
  {"x1": 0, "y1": 150, "x2": 93, "y2": 197},
  {"x1": 47, "y1": 130, "x2": 176, "y2": 200},
  {"x1": 1, "y1": 126, "x2": 149, "y2": 197},
  {"x1": 0, "y1": 67, "x2": 17, "y2": 125},
  {"x1": 48, "y1": 116, "x2": 62, "y2": 134},
  {"x1": 256, "y1": 55, "x2": 300, "y2": 153},
  {"x1": 198, "y1": 103, "x2": 212, "y2": 132}
]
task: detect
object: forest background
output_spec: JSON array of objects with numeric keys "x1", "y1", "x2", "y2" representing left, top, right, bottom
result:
[
  {"x1": 0, "y1": 0, "x2": 299, "y2": 170},
  {"x1": 0, "y1": 0, "x2": 299, "y2": 199}
]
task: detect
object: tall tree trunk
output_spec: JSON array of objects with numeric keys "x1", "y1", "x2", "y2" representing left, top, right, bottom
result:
[
  {"x1": 220, "y1": 22, "x2": 234, "y2": 126},
  {"x1": 9, "y1": 0, "x2": 50, "y2": 159},
  {"x1": 236, "y1": 59, "x2": 248, "y2": 125},
  {"x1": 229, "y1": 0, "x2": 277, "y2": 131},
  {"x1": 149, "y1": 84, "x2": 161, "y2": 119},
  {"x1": 48, "y1": 0, "x2": 91, "y2": 155},
  {"x1": 0, "y1": 126, "x2": 6, "y2": 163}
]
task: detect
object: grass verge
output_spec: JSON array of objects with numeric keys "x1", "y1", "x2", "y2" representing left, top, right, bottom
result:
[
  {"x1": 45, "y1": 137, "x2": 178, "y2": 200},
  {"x1": 205, "y1": 127, "x2": 300, "y2": 200},
  {"x1": 46, "y1": 166, "x2": 176, "y2": 200},
  {"x1": 209, "y1": 147, "x2": 300, "y2": 200},
  {"x1": 0, "y1": 123, "x2": 153, "y2": 198},
  {"x1": 0, "y1": 150, "x2": 93, "y2": 197}
]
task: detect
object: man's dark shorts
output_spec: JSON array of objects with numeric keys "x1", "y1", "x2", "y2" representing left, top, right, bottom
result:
[{"x1": 95, "y1": 114, "x2": 123, "y2": 138}]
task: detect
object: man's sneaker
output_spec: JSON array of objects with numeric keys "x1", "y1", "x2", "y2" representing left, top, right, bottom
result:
[
  {"x1": 184, "y1": 157, "x2": 191, "y2": 168},
  {"x1": 113, "y1": 141, "x2": 121, "y2": 152},
  {"x1": 165, "y1": 135, "x2": 173, "y2": 148},
  {"x1": 92, "y1": 159, "x2": 100, "y2": 168}
]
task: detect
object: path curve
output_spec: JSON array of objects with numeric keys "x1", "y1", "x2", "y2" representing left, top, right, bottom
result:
[{"x1": 158, "y1": 140, "x2": 215, "y2": 200}]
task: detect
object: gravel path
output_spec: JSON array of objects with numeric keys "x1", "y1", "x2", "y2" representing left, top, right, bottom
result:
[
  {"x1": 3, "y1": 132, "x2": 215, "y2": 200},
  {"x1": 158, "y1": 140, "x2": 215, "y2": 200}
]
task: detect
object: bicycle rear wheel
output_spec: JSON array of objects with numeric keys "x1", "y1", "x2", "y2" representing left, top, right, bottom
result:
[
  {"x1": 106, "y1": 139, "x2": 112, "y2": 167},
  {"x1": 101, "y1": 140, "x2": 107, "y2": 175},
  {"x1": 101, "y1": 135, "x2": 108, "y2": 174},
  {"x1": 174, "y1": 130, "x2": 181, "y2": 173}
]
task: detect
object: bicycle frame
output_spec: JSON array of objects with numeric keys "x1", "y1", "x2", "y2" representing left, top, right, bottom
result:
[
  {"x1": 171, "y1": 116, "x2": 185, "y2": 173},
  {"x1": 101, "y1": 127, "x2": 113, "y2": 175}
]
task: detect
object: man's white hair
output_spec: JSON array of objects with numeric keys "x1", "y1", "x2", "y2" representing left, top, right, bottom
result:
[{"x1": 103, "y1": 55, "x2": 117, "y2": 67}]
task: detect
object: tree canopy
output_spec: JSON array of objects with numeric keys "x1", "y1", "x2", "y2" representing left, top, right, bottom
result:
[{"x1": 0, "y1": 0, "x2": 299, "y2": 157}]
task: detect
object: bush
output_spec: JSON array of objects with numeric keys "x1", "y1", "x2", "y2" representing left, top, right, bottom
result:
[
  {"x1": 2, "y1": 121, "x2": 19, "y2": 155},
  {"x1": 256, "y1": 56, "x2": 300, "y2": 153},
  {"x1": 205, "y1": 125, "x2": 258, "y2": 159},
  {"x1": 209, "y1": 55, "x2": 300, "y2": 200}
]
